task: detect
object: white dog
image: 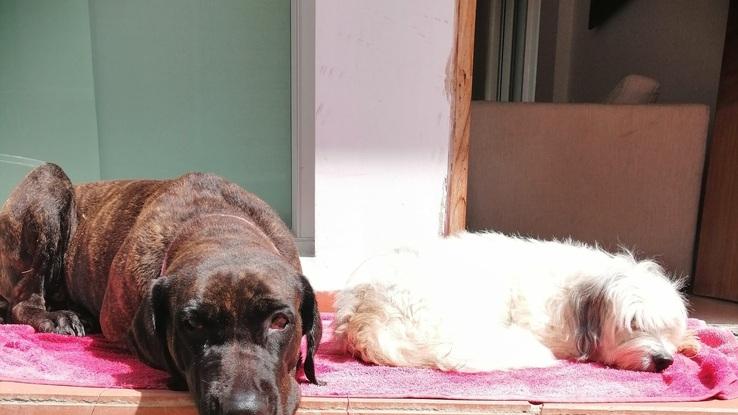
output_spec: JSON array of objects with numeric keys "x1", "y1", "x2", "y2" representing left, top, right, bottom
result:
[{"x1": 333, "y1": 231, "x2": 699, "y2": 372}]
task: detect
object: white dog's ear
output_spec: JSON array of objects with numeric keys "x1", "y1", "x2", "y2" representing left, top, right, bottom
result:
[{"x1": 571, "y1": 282, "x2": 608, "y2": 361}]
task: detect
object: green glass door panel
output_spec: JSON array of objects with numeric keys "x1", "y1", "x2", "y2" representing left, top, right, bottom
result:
[
  {"x1": 0, "y1": 0, "x2": 101, "y2": 202},
  {"x1": 0, "y1": 155, "x2": 41, "y2": 208},
  {"x1": 89, "y1": 1, "x2": 292, "y2": 225}
]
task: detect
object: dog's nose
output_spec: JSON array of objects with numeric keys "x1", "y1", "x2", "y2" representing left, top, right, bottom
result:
[
  {"x1": 221, "y1": 392, "x2": 269, "y2": 415},
  {"x1": 651, "y1": 354, "x2": 674, "y2": 371}
]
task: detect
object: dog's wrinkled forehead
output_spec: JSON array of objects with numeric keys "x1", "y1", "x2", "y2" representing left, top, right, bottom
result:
[{"x1": 181, "y1": 269, "x2": 301, "y2": 314}]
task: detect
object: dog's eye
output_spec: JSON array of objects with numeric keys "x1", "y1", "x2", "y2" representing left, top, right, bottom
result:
[
  {"x1": 184, "y1": 317, "x2": 204, "y2": 331},
  {"x1": 269, "y1": 313, "x2": 289, "y2": 330},
  {"x1": 630, "y1": 318, "x2": 639, "y2": 331}
]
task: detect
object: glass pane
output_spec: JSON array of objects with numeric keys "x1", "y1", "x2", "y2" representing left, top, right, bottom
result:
[
  {"x1": 0, "y1": 0, "x2": 102, "y2": 202},
  {"x1": 90, "y1": 0, "x2": 292, "y2": 225},
  {"x1": 0, "y1": 1, "x2": 292, "y2": 225}
]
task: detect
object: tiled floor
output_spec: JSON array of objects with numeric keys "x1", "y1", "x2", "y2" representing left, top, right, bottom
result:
[
  {"x1": 1, "y1": 294, "x2": 737, "y2": 414},
  {"x1": 690, "y1": 295, "x2": 738, "y2": 334}
]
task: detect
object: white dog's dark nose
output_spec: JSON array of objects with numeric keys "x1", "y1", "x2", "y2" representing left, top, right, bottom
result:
[{"x1": 652, "y1": 354, "x2": 674, "y2": 371}]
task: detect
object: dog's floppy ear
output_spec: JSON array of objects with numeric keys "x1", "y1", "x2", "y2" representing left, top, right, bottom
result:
[
  {"x1": 298, "y1": 274, "x2": 322, "y2": 385},
  {"x1": 572, "y1": 282, "x2": 607, "y2": 361},
  {"x1": 128, "y1": 277, "x2": 186, "y2": 390}
]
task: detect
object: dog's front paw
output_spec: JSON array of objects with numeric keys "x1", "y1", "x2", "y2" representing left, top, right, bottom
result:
[
  {"x1": 37, "y1": 310, "x2": 86, "y2": 336},
  {"x1": 677, "y1": 332, "x2": 701, "y2": 358}
]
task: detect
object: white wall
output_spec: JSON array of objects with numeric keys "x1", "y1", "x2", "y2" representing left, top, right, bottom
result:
[{"x1": 305, "y1": 1, "x2": 458, "y2": 290}]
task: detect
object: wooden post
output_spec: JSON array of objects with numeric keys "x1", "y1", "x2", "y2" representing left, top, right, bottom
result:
[
  {"x1": 446, "y1": 0, "x2": 477, "y2": 235},
  {"x1": 693, "y1": 0, "x2": 738, "y2": 299}
]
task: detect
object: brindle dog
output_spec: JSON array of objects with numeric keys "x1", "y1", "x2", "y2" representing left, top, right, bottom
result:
[{"x1": 0, "y1": 163, "x2": 321, "y2": 415}]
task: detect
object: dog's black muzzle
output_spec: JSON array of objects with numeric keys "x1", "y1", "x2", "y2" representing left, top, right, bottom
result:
[{"x1": 187, "y1": 343, "x2": 295, "y2": 415}]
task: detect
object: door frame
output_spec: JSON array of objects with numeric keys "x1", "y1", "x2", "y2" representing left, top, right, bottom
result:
[
  {"x1": 445, "y1": 0, "x2": 477, "y2": 235},
  {"x1": 295, "y1": 0, "x2": 475, "y2": 242},
  {"x1": 291, "y1": 0, "x2": 315, "y2": 255}
]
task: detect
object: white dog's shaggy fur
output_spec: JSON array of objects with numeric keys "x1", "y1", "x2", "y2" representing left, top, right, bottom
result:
[{"x1": 333, "y1": 231, "x2": 699, "y2": 372}]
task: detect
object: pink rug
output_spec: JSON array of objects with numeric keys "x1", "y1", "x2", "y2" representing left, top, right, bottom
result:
[
  {"x1": 0, "y1": 313, "x2": 737, "y2": 402},
  {"x1": 0, "y1": 324, "x2": 169, "y2": 389}
]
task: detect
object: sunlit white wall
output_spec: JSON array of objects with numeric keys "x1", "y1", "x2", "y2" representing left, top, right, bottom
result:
[{"x1": 306, "y1": 1, "x2": 458, "y2": 290}]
